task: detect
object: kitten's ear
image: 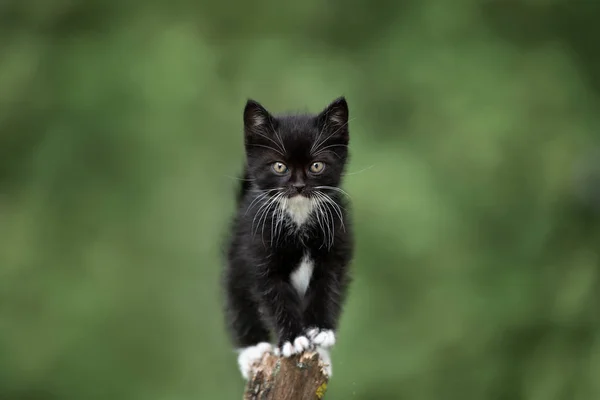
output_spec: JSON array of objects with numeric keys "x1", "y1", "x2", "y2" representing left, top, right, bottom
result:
[
  {"x1": 244, "y1": 99, "x2": 272, "y2": 133},
  {"x1": 318, "y1": 96, "x2": 349, "y2": 138}
]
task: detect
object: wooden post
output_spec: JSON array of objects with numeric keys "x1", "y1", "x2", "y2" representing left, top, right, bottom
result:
[{"x1": 243, "y1": 351, "x2": 330, "y2": 400}]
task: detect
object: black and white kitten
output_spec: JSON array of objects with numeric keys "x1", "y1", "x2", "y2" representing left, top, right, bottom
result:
[{"x1": 223, "y1": 97, "x2": 353, "y2": 380}]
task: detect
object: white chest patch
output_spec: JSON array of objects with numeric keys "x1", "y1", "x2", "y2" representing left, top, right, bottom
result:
[
  {"x1": 290, "y1": 254, "x2": 314, "y2": 297},
  {"x1": 283, "y1": 195, "x2": 313, "y2": 226}
]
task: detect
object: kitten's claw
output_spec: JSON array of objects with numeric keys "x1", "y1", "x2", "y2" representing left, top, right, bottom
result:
[
  {"x1": 307, "y1": 328, "x2": 319, "y2": 340},
  {"x1": 278, "y1": 335, "x2": 311, "y2": 357},
  {"x1": 237, "y1": 342, "x2": 272, "y2": 380},
  {"x1": 293, "y1": 336, "x2": 311, "y2": 353},
  {"x1": 307, "y1": 328, "x2": 336, "y2": 348}
]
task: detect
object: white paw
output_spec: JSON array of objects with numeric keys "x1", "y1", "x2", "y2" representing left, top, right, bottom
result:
[
  {"x1": 237, "y1": 342, "x2": 272, "y2": 380},
  {"x1": 315, "y1": 347, "x2": 332, "y2": 377},
  {"x1": 307, "y1": 328, "x2": 336, "y2": 348},
  {"x1": 279, "y1": 335, "x2": 311, "y2": 358},
  {"x1": 293, "y1": 336, "x2": 311, "y2": 353},
  {"x1": 280, "y1": 341, "x2": 294, "y2": 357}
]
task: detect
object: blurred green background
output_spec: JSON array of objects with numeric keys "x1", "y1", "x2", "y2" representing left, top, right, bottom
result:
[{"x1": 1, "y1": 0, "x2": 600, "y2": 399}]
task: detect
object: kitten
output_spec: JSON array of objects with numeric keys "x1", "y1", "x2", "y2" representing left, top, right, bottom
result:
[{"x1": 223, "y1": 97, "x2": 354, "y2": 380}]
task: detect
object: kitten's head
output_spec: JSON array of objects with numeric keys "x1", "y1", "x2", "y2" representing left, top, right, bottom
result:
[{"x1": 243, "y1": 97, "x2": 350, "y2": 201}]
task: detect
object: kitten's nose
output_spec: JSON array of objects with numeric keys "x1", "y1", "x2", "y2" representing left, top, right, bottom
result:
[{"x1": 293, "y1": 184, "x2": 306, "y2": 193}]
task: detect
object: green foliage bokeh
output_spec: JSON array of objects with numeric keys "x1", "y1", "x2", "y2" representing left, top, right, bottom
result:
[{"x1": 1, "y1": 1, "x2": 600, "y2": 399}]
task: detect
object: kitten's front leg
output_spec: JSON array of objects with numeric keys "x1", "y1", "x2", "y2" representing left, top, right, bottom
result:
[
  {"x1": 303, "y1": 268, "x2": 346, "y2": 350},
  {"x1": 257, "y1": 277, "x2": 311, "y2": 357}
]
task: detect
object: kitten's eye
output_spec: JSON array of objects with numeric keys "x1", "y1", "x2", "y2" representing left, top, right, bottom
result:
[
  {"x1": 309, "y1": 162, "x2": 325, "y2": 174},
  {"x1": 272, "y1": 162, "x2": 288, "y2": 174}
]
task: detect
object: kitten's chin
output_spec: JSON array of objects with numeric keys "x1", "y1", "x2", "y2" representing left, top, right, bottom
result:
[{"x1": 283, "y1": 194, "x2": 313, "y2": 226}]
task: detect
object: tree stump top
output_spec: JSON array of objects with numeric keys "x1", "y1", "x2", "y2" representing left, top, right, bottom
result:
[{"x1": 244, "y1": 351, "x2": 330, "y2": 400}]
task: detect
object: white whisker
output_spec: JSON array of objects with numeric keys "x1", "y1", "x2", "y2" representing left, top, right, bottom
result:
[
  {"x1": 310, "y1": 117, "x2": 330, "y2": 154},
  {"x1": 311, "y1": 117, "x2": 355, "y2": 155},
  {"x1": 274, "y1": 197, "x2": 286, "y2": 245},
  {"x1": 312, "y1": 144, "x2": 349, "y2": 158},
  {"x1": 245, "y1": 192, "x2": 270, "y2": 216},
  {"x1": 312, "y1": 196, "x2": 327, "y2": 249},
  {"x1": 225, "y1": 175, "x2": 255, "y2": 182},
  {"x1": 318, "y1": 192, "x2": 345, "y2": 233},
  {"x1": 314, "y1": 186, "x2": 352, "y2": 199},
  {"x1": 323, "y1": 198, "x2": 335, "y2": 249},
  {"x1": 252, "y1": 130, "x2": 285, "y2": 154},
  {"x1": 342, "y1": 165, "x2": 374, "y2": 176},
  {"x1": 268, "y1": 120, "x2": 287, "y2": 155},
  {"x1": 247, "y1": 143, "x2": 285, "y2": 156},
  {"x1": 245, "y1": 188, "x2": 282, "y2": 216},
  {"x1": 264, "y1": 193, "x2": 286, "y2": 245},
  {"x1": 280, "y1": 197, "x2": 289, "y2": 237},
  {"x1": 314, "y1": 192, "x2": 335, "y2": 249},
  {"x1": 255, "y1": 193, "x2": 284, "y2": 245},
  {"x1": 252, "y1": 192, "x2": 281, "y2": 234},
  {"x1": 271, "y1": 194, "x2": 287, "y2": 245}
]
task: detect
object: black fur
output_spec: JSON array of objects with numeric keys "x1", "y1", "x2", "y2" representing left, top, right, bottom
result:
[{"x1": 223, "y1": 97, "x2": 354, "y2": 350}]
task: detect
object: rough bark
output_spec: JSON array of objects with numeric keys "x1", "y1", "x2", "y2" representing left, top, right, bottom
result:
[{"x1": 243, "y1": 351, "x2": 330, "y2": 400}]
